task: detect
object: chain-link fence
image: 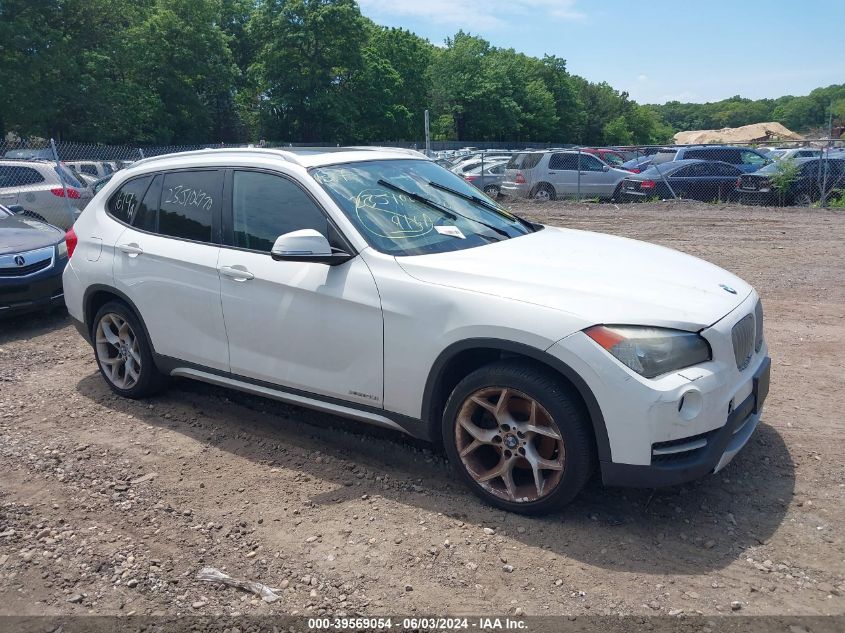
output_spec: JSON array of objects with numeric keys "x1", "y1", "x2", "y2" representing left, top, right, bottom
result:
[{"x1": 1, "y1": 137, "x2": 843, "y2": 231}]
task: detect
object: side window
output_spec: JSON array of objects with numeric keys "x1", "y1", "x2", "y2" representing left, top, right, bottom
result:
[
  {"x1": 133, "y1": 174, "x2": 161, "y2": 232},
  {"x1": 683, "y1": 149, "x2": 706, "y2": 160},
  {"x1": 81, "y1": 164, "x2": 98, "y2": 176},
  {"x1": 0, "y1": 166, "x2": 46, "y2": 186},
  {"x1": 740, "y1": 151, "x2": 767, "y2": 167},
  {"x1": 548, "y1": 153, "x2": 578, "y2": 170},
  {"x1": 714, "y1": 163, "x2": 741, "y2": 176},
  {"x1": 159, "y1": 171, "x2": 220, "y2": 242},
  {"x1": 579, "y1": 155, "x2": 606, "y2": 171},
  {"x1": 107, "y1": 176, "x2": 152, "y2": 224},
  {"x1": 232, "y1": 171, "x2": 329, "y2": 252},
  {"x1": 673, "y1": 165, "x2": 695, "y2": 178}
]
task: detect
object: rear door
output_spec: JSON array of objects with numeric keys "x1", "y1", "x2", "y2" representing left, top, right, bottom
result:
[
  {"x1": 111, "y1": 170, "x2": 229, "y2": 371},
  {"x1": 547, "y1": 153, "x2": 579, "y2": 195},
  {"x1": 217, "y1": 169, "x2": 384, "y2": 404}
]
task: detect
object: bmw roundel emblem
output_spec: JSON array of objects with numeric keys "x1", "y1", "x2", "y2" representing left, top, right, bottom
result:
[
  {"x1": 14, "y1": 255, "x2": 26, "y2": 266},
  {"x1": 719, "y1": 284, "x2": 737, "y2": 295}
]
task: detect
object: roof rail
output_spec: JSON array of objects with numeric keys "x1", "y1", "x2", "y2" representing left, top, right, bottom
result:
[{"x1": 130, "y1": 147, "x2": 301, "y2": 169}]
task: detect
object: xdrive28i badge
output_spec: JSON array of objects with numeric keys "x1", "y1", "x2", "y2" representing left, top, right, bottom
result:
[{"x1": 720, "y1": 284, "x2": 737, "y2": 294}]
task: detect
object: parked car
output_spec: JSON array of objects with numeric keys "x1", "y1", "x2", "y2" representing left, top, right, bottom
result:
[
  {"x1": 620, "y1": 156, "x2": 653, "y2": 173},
  {"x1": 581, "y1": 148, "x2": 627, "y2": 168},
  {"x1": 736, "y1": 157, "x2": 845, "y2": 206},
  {"x1": 451, "y1": 156, "x2": 510, "y2": 176},
  {"x1": 66, "y1": 160, "x2": 116, "y2": 179},
  {"x1": 766, "y1": 148, "x2": 822, "y2": 161},
  {"x1": 463, "y1": 161, "x2": 508, "y2": 197},
  {"x1": 0, "y1": 202, "x2": 68, "y2": 316},
  {"x1": 621, "y1": 160, "x2": 743, "y2": 202},
  {"x1": 0, "y1": 160, "x2": 92, "y2": 228},
  {"x1": 501, "y1": 151, "x2": 629, "y2": 200},
  {"x1": 4, "y1": 148, "x2": 54, "y2": 160},
  {"x1": 651, "y1": 146, "x2": 771, "y2": 173},
  {"x1": 64, "y1": 147, "x2": 769, "y2": 514}
]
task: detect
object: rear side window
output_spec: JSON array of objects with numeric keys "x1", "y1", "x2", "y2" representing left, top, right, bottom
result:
[
  {"x1": 651, "y1": 150, "x2": 678, "y2": 165},
  {"x1": 159, "y1": 171, "x2": 220, "y2": 242},
  {"x1": 232, "y1": 171, "x2": 328, "y2": 252},
  {"x1": 80, "y1": 164, "x2": 98, "y2": 176},
  {"x1": 507, "y1": 153, "x2": 542, "y2": 169},
  {"x1": 0, "y1": 165, "x2": 45, "y2": 187},
  {"x1": 133, "y1": 174, "x2": 161, "y2": 232},
  {"x1": 108, "y1": 176, "x2": 153, "y2": 224}
]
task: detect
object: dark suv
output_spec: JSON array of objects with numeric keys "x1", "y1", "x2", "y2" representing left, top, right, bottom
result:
[{"x1": 651, "y1": 146, "x2": 770, "y2": 173}]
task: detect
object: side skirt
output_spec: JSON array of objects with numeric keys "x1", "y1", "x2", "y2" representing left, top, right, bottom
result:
[{"x1": 156, "y1": 357, "x2": 429, "y2": 440}]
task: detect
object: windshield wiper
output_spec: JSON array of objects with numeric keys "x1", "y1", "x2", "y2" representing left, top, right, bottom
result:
[
  {"x1": 377, "y1": 179, "x2": 456, "y2": 220},
  {"x1": 427, "y1": 181, "x2": 534, "y2": 231},
  {"x1": 377, "y1": 179, "x2": 510, "y2": 239}
]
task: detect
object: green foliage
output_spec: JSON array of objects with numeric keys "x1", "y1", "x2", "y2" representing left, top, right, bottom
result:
[
  {"x1": 1, "y1": 0, "x2": 840, "y2": 145},
  {"x1": 769, "y1": 159, "x2": 801, "y2": 206}
]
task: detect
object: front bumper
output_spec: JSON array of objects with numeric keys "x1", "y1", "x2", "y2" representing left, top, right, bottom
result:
[
  {"x1": 0, "y1": 261, "x2": 66, "y2": 316},
  {"x1": 601, "y1": 356, "x2": 769, "y2": 487},
  {"x1": 546, "y1": 290, "x2": 769, "y2": 487}
]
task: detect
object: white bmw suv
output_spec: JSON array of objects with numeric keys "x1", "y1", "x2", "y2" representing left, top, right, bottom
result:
[{"x1": 63, "y1": 147, "x2": 770, "y2": 514}]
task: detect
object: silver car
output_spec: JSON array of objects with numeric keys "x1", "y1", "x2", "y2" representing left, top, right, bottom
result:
[
  {"x1": 501, "y1": 151, "x2": 629, "y2": 201},
  {"x1": 0, "y1": 160, "x2": 92, "y2": 228}
]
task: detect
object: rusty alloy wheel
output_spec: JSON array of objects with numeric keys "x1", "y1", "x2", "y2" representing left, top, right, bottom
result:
[{"x1": 455, "y1": 386, "x2": 565, "y2": 503}]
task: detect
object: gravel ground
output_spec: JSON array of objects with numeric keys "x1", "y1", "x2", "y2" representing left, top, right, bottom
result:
[{"x1": 0, "y1": 200, "x2": 843, "y2": 620}]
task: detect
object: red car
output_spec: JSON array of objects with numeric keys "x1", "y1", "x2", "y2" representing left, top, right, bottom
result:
[{"x1": 580, "y1": 148, "x2": 627, "y2": 168}]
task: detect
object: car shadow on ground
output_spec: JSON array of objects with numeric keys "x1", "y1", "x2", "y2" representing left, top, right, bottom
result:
[
  {"x1": 76, "y1": 371, "x2": 794, "y2": 576},
  {"x1": 0, "y1": 308, "x2": 69, "y2": 344}
]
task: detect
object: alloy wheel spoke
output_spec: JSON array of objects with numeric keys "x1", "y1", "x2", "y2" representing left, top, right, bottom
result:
[
  {"x1": 457, "y1": 417, "x2": 499, "y2": 444},
  {"x1": 522, "y1": 423, "x2": 562, "y2": 441}
]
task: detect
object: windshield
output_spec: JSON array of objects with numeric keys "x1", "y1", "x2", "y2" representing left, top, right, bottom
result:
[{"x1": 311, "y1": 159, "x2": 533, "y2": 256}]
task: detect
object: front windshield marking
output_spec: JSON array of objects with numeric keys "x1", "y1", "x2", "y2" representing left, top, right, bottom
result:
[{"x1": 311, "y1": 159, "x2": 532, "y2": 256}]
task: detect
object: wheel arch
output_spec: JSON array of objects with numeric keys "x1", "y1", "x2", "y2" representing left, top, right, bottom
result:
[
  {"x1": 82, "y1": 285, "x2": 157, "y2": 356},
  {"x1": 422, "y1": 338, "x2": 611, "y2": 463}
]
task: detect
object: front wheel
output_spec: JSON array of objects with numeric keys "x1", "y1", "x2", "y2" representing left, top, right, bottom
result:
[
  {"x1": 442, "y1": 361, "x2": 595, "y2": 514},
  {"x1": 93, "y1": 301, "x2": 164, "y2": 398}
]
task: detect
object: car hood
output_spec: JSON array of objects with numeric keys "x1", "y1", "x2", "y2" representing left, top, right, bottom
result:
[
  {"x1": 396, "y1": 226, "x2": 751, "y2": 331},
  {"x1": 0, "y1": 215, "x2": 63, "y2": 255}
]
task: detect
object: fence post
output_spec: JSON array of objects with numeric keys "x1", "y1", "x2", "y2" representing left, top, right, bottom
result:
[
  {"x1": 50, "y1": 138, "x2": 73, "y2": 219},
  {"x1": 576, "y1": 148, "x2": 581, "y2": 202},
  {"x1": 137, "y1": 148, "x2": 145, "y2": 160}
]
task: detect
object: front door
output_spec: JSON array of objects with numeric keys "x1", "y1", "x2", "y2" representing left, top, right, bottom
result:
[{"x1": 217, "y1": 169, "x2": 384, "y2": 405}]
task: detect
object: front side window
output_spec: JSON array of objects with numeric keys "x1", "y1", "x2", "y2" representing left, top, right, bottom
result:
[
  {"x1": 232, "y1": 171, "x2": 329, "y2": 252},
  {"x1": 312, "y1": 159, "x2": 532, "y2": 257},
  {"x1": 159, "y1": 171, "x2": 219, "y2": 242},
  {"x1": 740, "y1": 150, "x2": 768, "y2": 167},
  {"x1": 579, "y1": 155, "x2": 606, "y2": 171}
]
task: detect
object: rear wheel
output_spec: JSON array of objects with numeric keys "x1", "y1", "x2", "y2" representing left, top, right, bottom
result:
[
  {"x1": 442, "y1": 361, "x2": 595, "y2": 514},
  {"x1": 531, "y1": 184, "x2": 555, "y2": 202},
  {"x1": 483, "y1": 185, "x2": 500, "y2": 198},
  {"x1": 93, "y1": 301, "x2": 164, "y2": 398}
]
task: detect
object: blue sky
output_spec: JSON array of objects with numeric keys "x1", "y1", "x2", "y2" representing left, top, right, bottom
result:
[{"x1": 357, "y1": 0, "x2": 844, "y2": 104}]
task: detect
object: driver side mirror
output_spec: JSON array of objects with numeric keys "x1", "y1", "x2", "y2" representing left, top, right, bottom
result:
[
  {"x1": 270, "y1": 229, "x2": 353, "y2": 266},
  {"x1": 602, "y1": 165, "x2": 610, "y2": 172}
]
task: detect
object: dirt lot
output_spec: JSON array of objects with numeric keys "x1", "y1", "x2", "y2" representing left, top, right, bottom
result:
[{"x1": 1, "y1": 201, "x2": 843, "y2": 620}]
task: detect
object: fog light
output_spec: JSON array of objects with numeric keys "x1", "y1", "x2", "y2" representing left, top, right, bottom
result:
[{"x1": 678, "y1": 389, "x2": 703, "y2": 421}]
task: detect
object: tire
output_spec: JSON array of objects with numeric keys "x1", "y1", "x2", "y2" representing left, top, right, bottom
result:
[
  {"x1": 441, "y1": 361, "x2": 595, "y2": 515},
  {"x1": 92, "y1": 300, "x2": 165, "y2": 398},
  {"x1": 530, "y1": 183, "x2": 555, "y2": 202},
  {"x1": 483, "y1": 185, "x2": 500, "y2": 198}
]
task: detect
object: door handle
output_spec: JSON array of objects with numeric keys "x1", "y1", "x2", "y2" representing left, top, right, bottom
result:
[
  {"x1": 118, "y1": 243, "x2": 143, "y2": 257},
  {"x1": 219, "y1": 265, "x2": 254, "y2": 281}
]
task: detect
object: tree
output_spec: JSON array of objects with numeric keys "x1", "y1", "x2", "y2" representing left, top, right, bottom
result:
[{"x1": 248, "y1": 0, "x2": 368, "y2": 142}]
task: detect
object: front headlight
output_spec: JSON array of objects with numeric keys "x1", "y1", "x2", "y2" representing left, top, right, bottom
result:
[
  {"x1": 585, "y1": 325, "x2": 711, "y2": 378},
  {"x1": 57, "y1": 240, "x2": 68, "y2": 259}
]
